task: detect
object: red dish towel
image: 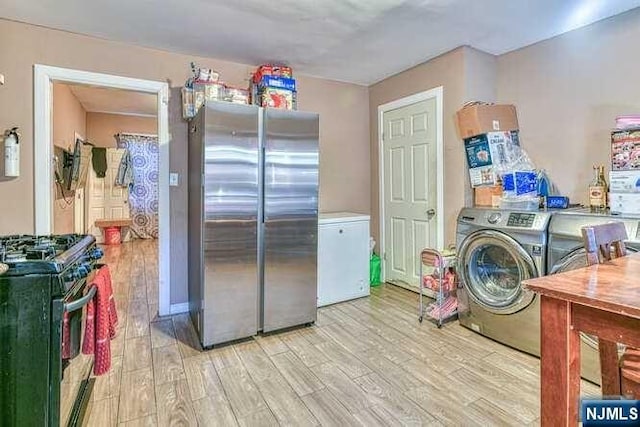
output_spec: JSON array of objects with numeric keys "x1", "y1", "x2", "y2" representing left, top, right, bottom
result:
[{"x1": 82, "y1": 265, "x2": 118, "y2": 375}]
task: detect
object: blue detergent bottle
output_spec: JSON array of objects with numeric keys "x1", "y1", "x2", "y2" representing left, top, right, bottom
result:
[{"x1": 537, "y1": 169, "x2": 550, "y2": 208}]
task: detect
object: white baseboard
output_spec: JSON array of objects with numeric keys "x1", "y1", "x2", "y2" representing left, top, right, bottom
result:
[
  {"x1": 318, "y1": 290, "x2": 371, "y2": 308},
  {"x1": 387, "y1": 281, "x2": 423, "y2": 295},
  {"x1": 169, "y1": 302, "x2": 189, "y2": 315}
]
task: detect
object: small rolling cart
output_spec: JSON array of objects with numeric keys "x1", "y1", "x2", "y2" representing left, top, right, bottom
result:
[{"x1": 418, "y1": 248, "x2": 458, "y2": 327}]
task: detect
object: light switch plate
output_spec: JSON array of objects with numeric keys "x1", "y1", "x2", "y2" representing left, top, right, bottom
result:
[
  {"x1": 169, "y1": 172, "x2": 179, "y2": 186},
  {"x1": 0, "y1": 74, "x2": 4, "y2": 85}
]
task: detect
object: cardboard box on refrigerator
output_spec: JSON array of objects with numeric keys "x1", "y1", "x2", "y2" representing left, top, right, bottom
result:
[
  {"x1": 464, "y1": 131, "x2": 520, "y2": 187},
  {"x1": 610, "y1": 193, "x2": 640, "y2": 215},
  {"x1": 256, "y1": 75, "x2": 297, "y2": 91},
  {"x1": 456, "y1": 103, "x2": 519, "y2": 139}
]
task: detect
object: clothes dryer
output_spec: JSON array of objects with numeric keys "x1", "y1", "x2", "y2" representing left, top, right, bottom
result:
[{"x1": 547, "y1": 209, "x2": 640, "y2": 384}]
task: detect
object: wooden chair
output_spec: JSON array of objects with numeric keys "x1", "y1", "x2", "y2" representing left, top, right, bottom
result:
[
  {"x1": 581, "y1": 222, "x2": 640, "y2": 397},
  {"x1": 582, "y1": 222, "x2": 627, "y2": 265}
]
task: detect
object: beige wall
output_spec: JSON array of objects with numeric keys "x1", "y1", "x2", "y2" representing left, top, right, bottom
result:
[
  {"x1": 369, "y1": 47, "x2": 467, "y2": 249},
  {"x1": 53, "y1": 83, "x2": 87, "y2": 150},
  {"x1": 52, "y1": 83, "x2": 86, "y2": 234},
  {"x1": 87, "y1": 113, "x2": 158, "y2": 148},
  {"x1": 497, "y1": 8, "x2": 640, "y2": 204},
  {"x1": 464, "y1": 47, "x2": 497, "y2": 105},
  {"x1": 0, "y1": 18, "x2": 369, "y2": 304},
  {"x1": 298, "y1": 78, "x2": 370, "y2": 214},
  {"x1": 370, "y1": 5, "x2": 640, "y2": 253},
  {"x1": 463, "y1": 48, "x2": 498, "y2": 207}
]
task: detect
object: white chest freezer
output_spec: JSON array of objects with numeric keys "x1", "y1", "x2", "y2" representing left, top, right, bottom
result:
[{"x1": 318, "y1": 212, "x2": 370, "y2": 307}]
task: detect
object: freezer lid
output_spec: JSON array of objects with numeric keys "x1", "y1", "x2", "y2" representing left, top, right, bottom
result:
[{"x1": 319, "y1": 212, "x2": 370, "y2": 225}]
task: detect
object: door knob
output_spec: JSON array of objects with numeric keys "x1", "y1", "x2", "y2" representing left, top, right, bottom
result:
[{"x1": 426, "y1": 209, "x2": 436, "y2": 220}]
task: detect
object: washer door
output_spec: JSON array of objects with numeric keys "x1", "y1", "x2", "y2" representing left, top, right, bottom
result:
[
  {"x1": 551, "y1": 246, "x2": 636, "y2": 351},
  {"x1": 459, "y1": 229, "x2": 538, "y2": 315},
  {"x1": 550, "y1": 248, "x2": 590, "y2": 275},
  {"x1": 552, "y1": 246, "x2": 638, "y2": 275}
]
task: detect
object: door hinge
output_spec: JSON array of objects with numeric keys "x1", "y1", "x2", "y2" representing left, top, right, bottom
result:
[{"x1": 383, "y1": 252, "x2": 387, "y2": 260}]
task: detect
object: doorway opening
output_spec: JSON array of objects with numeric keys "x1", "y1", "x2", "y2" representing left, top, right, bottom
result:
[
  {"x1": 378, "y1": 87, "x2": 444, "y2": 291},
  {"x1": 34, "y1": 65, "x2": 172, "y2": 316}
]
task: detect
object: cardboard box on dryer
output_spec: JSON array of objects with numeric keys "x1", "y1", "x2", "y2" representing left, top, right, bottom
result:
[
  {"x1": 609, "y1": 193, "x2": 640, "y2": 215},
  {"x1": 611, "y1": 128, "x2": 640, "y2": 171},
  {"x1": 545, "y1": 196, "x2": 570, "y2": 209},
  {"x1": 609, "y1": 171, "x2": 640, "y2": 193},
  {"x1": 464, "y1": 130, "x2": 520, "y2": 187},
  {"x1": 474, "y1": 185, "x2": 502, "y2": 207},
  {"x1": 502, "y1": 171, "x2": 538, "y2": 197},
  {"x1": 456, "y1": 103, "x2": 519, "y2": 139}
]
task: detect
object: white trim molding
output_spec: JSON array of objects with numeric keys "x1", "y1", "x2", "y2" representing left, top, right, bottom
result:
[
  {"x1": 377, "y1": 86, "x2": 445, "y2": 283},
  {"x1": 88, "y1": 110, "x2": 158, "y2": 118},
  {"x1": 33, "y1": 65, "x2": 172, "y2": 317},
  {"x1": 170, "y1": 303, "x2": 190, "y2": 315}
]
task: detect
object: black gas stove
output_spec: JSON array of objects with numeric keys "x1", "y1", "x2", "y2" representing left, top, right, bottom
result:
[
  {"x1": 0, "y1": 233, "x2": 104, "y2": 427},
  {"x1": 0, "y1": 234, "x2": 102, "y2": 277}
]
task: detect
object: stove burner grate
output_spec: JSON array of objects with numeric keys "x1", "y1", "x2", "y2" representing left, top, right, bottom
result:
[{"x1": 5, "y1": 252, "x2": 27, "y2": 263}]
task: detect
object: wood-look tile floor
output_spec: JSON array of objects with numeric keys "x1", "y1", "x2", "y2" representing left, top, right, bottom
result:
[{"x1": 86, "y1": 240, "x2": 601, "y2": 426}]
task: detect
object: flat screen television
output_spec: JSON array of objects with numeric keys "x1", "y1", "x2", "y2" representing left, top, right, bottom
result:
[{"x1": 54, "y1": 138, "x2": 91, "y2": 193}]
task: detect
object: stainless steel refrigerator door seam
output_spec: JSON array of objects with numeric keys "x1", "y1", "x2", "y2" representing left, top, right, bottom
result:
[{"x1": 257, "y1": 107, "x2": 266, "y2": 332}]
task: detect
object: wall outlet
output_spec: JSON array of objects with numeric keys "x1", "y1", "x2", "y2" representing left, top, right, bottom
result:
[{"x1": 169, "y1": 172, "x2": 179, "y2": 186}]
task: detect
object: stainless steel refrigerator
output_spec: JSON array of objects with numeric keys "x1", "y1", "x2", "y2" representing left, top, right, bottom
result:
[{"x1": 188, "y1": 101, "x2": 319, "y2": 347}]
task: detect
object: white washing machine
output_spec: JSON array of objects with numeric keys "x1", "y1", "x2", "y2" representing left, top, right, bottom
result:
[
  {"x1": 548, "y1": 209, "x2": 640, "y2": 384},
  {"x1": 456, "y1": 207, "x2": 552, "y2": 356}
]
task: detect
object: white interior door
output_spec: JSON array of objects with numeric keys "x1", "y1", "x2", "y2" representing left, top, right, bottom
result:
[
  {"x1": 383, "y1": 98, "x2": 438, "y2": 288},
  {"x1": 86, "y1": 148, "x2": 130, "y2": 243}
]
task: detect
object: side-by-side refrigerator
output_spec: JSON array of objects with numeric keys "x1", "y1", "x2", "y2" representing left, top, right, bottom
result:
[{"x1": 188, "y1": 101, "x2": 319, "y2": 347}]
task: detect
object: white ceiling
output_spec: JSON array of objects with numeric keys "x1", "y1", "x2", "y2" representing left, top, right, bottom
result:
[
  {"x1": 3, "y1": 0, "x2": 640, "y2": 84},
  {"x1": 68, "y1": 85, "x2": 157, "y2": 117}
]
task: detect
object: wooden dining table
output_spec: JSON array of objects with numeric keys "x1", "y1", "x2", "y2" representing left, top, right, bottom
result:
[{"x1": 523, "y1": 252, "x2": 640, "y2": 426}]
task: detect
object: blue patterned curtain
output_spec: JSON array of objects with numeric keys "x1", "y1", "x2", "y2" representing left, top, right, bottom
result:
[{"x1": 116, "y1": 133, "x2": 159, "y2": 239}]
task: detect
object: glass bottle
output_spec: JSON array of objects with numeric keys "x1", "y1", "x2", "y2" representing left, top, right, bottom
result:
[{"x1": 589, "y1": 165, "x2": 608, "y2": 213}]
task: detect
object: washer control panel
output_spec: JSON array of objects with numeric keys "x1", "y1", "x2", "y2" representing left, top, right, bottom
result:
[
  {"x1": 459, "y1": 209, "x2": 550, "y2": 231},
  {"x1": 507, "y1": 212, "x2": 536, "y2": 228},
  {"x1": 487, "y1": 213, "x2": 502, "y2": 224}
]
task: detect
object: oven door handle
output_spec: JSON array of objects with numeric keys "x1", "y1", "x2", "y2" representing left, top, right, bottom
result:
[{"x1": 64, "y1": 286, "x2": 97, "y2": 313}]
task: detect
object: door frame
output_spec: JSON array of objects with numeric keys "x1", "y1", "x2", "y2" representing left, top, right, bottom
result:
[
  {"x1": 34, "y1": 65, "x2": 173, "y2": 316},
  {"x1": 73, "y1": 131, "x2": 86, "y2": 234},
  {"x1": 377, "y1": 86, "x2": 444, "y2": 283}
]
